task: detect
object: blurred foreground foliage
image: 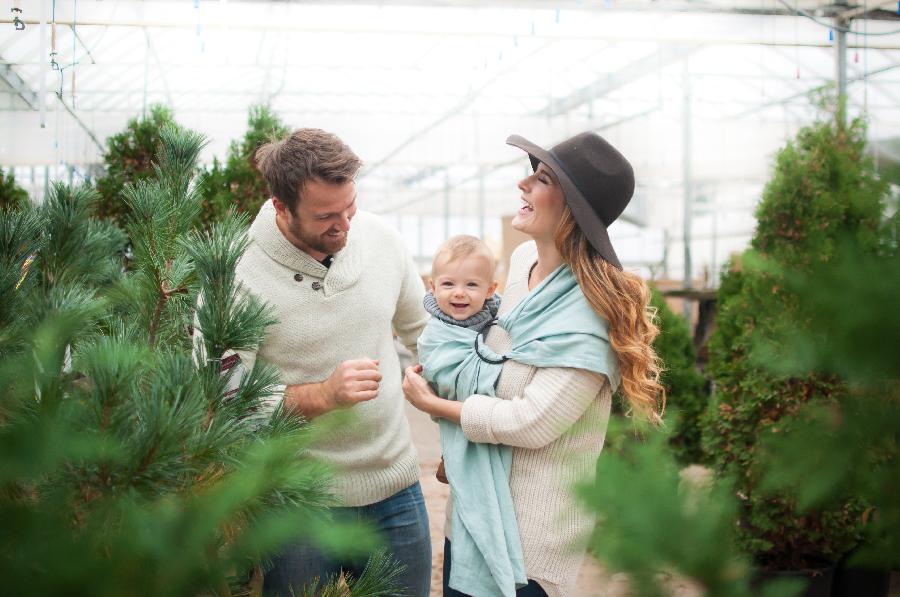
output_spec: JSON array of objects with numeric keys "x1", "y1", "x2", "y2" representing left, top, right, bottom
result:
[{"x1": 0, "y1": 127, "x2": 400, "y2": 596}]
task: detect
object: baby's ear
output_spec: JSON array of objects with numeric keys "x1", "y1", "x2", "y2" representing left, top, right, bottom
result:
[
  {"x1": 486, "y1": 281, "x2": 498, "y2": 296},
  {"x1": 427, "y1": 277, "x2": 435, "y2": 292}
]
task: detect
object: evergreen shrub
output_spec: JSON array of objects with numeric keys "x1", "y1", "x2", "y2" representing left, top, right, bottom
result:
[
  {"x1": 649, "y1": 289, "x2": 708, "y2": 466},
  {"x1": 0, "y1": 169, "x2": 29, "y2": 211},
  {"x1": 197, "y1": 104, "x2": 289, "y2": 227},
  {"x1": 94, "y1": 105, "x2": 194, "y2": 226},
  {"x1": 703, "y1": 112, "x2": 889, "y2": 570}
]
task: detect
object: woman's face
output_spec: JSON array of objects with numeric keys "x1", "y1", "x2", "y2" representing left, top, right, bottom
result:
[{"x1": 512, "y1": 162, "x2": 567, "y2": 243}]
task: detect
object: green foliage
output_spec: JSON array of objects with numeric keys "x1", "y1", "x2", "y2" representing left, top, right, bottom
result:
[
  {"x1": 758, "y1": 241, "x2": 900, "y2": 569},
  {"x1": 0, "y1": 169, "x2": 29, "y2": 211},
  {"x1": 0, "y1": 128, "x2": 386, "y2": 595},
  {"x1": 197, "y1": 104, "x2": 289, "y2": 227},
  {"x1": 703, "y1": 114, "x2": 889, "y2": 569},
  {"x1": 650, "y1": 289, "x2": 708, "y2": 465},
  {"x1": 578, "y1": 420, "x2": 800, "y2": 597},
  {"x1": 94, "y1": 105, "x2": 195, "y2": 227}
]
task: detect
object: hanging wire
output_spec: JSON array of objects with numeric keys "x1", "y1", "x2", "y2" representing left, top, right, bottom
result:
[{"x1": 774, "y1": 0, "x2": 900, "y2": 36}]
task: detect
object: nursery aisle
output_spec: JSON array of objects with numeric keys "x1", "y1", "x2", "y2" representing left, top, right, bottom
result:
[{"x1": 405, "y1": 402, "x2": 631, "y2": 597}]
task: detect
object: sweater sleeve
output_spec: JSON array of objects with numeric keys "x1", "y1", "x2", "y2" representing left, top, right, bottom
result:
[
  {"x1": 392, "y1": 246, "x2": 428, "y2": 362},
  {"x1": 460, "y1": 366, "x2": 608, "y2": 449}
]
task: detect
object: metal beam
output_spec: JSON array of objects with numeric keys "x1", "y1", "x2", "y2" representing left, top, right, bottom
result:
[
  {"x1": 374, "y1": 107, "x2": 657, "y2": 226},
  {"x1": 538, "y1": 44, "x2": 698, "y2": 118},
  {"x1": 0, "y1": 57, "x2": 103, "y2": 152},
  {"x1": 361, "y1": 39, "x2": 555, "y2": 177},
  {"x1": 0, "y1": 62, "x2": 38, "y2": 109},
  {"x1": 5, "y1": 18, "x2": 900, "y2": 49},
  {"x1": 731, "y1": 61, "x2": 900, "y2": 118}
]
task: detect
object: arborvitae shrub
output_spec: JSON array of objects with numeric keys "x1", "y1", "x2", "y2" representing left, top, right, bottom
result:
[
  {"x1": 0, "y1": 169, "x2": 29, "y2": 211},
  {"x1": 94, "y1": 105, "x2": 194, "y2": 226},
  {"x1": 703, "y1": 113, "x2": 888, "y2": 569},
  {"x1": 649, "y1": 289, "x2": 708, "y2": 466},
  {"x1": 196, "y1": 104, "x2": 289, "y2": 227}
]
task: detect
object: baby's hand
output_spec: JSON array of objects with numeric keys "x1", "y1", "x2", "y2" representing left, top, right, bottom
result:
[{"x1": 402, "y1": 364, "x2": 437, "y2": 413}]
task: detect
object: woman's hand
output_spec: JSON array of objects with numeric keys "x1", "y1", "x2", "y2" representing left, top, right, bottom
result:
[{"x1": 403, "y1": 365, "x2": 464, "y2": 423}]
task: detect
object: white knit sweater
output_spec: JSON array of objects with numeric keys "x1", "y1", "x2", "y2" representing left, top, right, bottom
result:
[
  {"x1": 231, "y1": 200, "x2": 428, "y2": 507},
  {"x1": 449, "y1": 241, "x2": 613, "y2": 597}
]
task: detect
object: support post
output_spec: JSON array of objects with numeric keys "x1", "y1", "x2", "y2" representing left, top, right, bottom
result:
[
  {"x1": 835, "y1": 0, "x2": 849, "y2": 124},
  {"x1": 682, "y1": 58, "x2": 693, "y2": 321}
]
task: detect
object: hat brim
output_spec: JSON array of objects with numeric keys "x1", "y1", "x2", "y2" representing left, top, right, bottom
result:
[{"x1": 506, "y1": 134, "x2": 622, "y2": 269}]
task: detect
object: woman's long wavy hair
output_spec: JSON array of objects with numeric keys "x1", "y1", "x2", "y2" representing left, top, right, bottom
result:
[{"x1": 555, "y1": 207, "x2": 665, "y2": 424}]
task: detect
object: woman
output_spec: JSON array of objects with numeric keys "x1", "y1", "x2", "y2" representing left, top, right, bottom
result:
[{"x1": 402, "y1": 131, "x2": 665, "y2": 597}]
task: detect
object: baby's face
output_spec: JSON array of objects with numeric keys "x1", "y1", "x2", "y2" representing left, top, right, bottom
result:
[{"x1": 430, "y1": 254, "x2": 497, "y2": 321}]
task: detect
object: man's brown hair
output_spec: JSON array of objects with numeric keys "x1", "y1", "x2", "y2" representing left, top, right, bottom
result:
[{"x1": 255, "y1": 128, "x2": 362, "y2": 213}]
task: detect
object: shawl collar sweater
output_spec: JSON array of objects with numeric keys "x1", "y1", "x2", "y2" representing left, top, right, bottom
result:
[{"x1": 235, "y1": 200, "x2": 428, "y2": 506}]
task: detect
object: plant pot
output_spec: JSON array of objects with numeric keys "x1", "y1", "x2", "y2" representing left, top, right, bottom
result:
[
  {"x1": 752, "y1": 566, "x2": 835, "y2": 597},
  {"x1": 831, "y1": 564, "x2": 890, "y2": 597}
]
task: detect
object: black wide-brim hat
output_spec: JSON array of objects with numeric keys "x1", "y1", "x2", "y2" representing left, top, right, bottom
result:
[{"x1": 507, "y1": 132, "x2": 635, "y2": 270}]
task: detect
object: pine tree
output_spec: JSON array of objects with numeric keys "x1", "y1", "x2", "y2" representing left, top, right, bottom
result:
[
  {"x1": 703, "y1": 110, "x2": 888, "y2": 570},
  {"x1": 196, "y1": 104, "x2": 289, "y2": 227},
  {"x1": 0, "y1": 127, "x2": 401, "y2": 596}
]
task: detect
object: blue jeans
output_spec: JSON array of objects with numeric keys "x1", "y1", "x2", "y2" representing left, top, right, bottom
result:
[
  {"x1": 263, "y1": 482, "x2": 431, "y2": 597},
  {"x1": 442, "y1": 538, "x2": 549, "y2": 597}
]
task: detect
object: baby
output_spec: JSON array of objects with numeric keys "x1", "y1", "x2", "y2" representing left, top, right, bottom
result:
[
  {"x1": 426, "y1": 234, "x2": 499, "y2": 328},
  {"x1": 418, "y1": 236, "x2": 527, "y2": 595},
  {"x1": 424, "y1": 234, "x2": 499, "y2": 483}
]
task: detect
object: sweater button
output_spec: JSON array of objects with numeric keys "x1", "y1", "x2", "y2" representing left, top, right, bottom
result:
[
  {"x1": 293, "y1": 273, "x2": 303, "y2": 282},
  {"x1": 311, "y1": 281, "x2": 322, "y2": 291}
]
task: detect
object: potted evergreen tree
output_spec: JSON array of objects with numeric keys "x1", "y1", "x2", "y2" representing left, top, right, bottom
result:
[
  {"x1": 703, "y1": 105, "x2": 889, "y2": 595},
  {"x1": 649, "y1": 289, "x2": 709, "y2": 466},
  {"x1": 196, "y1": 104, "x2": 289, "y2": 228},
  {"x1": 93, "y1": 104, "x2": 194, "y2": 227},
  {"x1": 0, "y1": 168, "x2": 29, "y2": 211}
]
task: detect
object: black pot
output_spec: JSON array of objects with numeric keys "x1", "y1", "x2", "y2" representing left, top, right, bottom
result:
[
  {"x1": 752, "y1": 566, "x2": 835, "y2": 597},
  {"x1": 832, "y1": 564, "x2": 890, "y2": 597}
]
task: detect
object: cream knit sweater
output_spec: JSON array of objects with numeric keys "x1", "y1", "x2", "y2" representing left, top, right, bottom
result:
[
  {"x1": 230, "y1": 200, "x2": 428, "y2": 507},
  {"x1": 450, "y1": 241, "x2": 613, "y2": 597}
]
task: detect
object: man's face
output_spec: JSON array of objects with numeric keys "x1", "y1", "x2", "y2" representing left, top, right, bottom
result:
[
  {"x1": 274, "y1": 179, "x2": 357, "y2": 260},
  {"x1": 429, "y1": 253, "x2": 497, "y2": 321}
]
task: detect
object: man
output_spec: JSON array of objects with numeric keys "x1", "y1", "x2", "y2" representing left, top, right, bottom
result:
[{"x1": 215, "y1": 128, "x2": 430, "y2": 595}]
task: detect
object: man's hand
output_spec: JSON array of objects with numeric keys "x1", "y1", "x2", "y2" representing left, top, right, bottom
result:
[{"x1": 323, "y1": 358, "x2": 382, "y2": 409}]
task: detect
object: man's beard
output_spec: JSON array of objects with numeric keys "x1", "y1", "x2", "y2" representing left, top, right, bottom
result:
[{"x1": 293, "y1": 223, "x2": 347, "y2": 256}]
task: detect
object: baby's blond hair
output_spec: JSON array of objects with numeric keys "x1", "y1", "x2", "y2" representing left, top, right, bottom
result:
[{"x1": 432, "y1": 235, "x2": 495, "y2": 277}]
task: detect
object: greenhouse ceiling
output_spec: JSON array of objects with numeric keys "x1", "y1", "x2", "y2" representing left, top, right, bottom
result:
[{"x1": 2, "y1": 0, "x2": 899, "y2": 275}]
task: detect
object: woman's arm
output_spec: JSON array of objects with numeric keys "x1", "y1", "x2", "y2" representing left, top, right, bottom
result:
[
  {"x1": 403, "y1": 363, "x2": 609, "y2": 450},
  {"x1": 460, "y1": 366, "x2": 608, "y2": 449}
]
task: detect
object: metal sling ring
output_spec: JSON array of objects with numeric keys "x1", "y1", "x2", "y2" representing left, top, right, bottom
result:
[{"x1": 473, "y1": 318, "x2": 508, "y2": 365}]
